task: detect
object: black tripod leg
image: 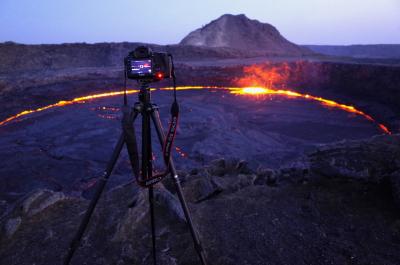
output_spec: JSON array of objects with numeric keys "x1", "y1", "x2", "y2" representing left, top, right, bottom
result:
[
  {"x1": 150, "y1": 110, "x2": 208, "y2": 265},
  {"x1": 124, "y1": 110, "x2": 140, "y2": 177},
  {"x1": 64, "y1": 110, "x2": 138, "y2": 265},
  {"x1": 142, "y1": 105, "x2": 158, "y2": 265},
  {"x1": 63, "y1": 133, "x2": 125, "y2": 265},
  {"x1": 149, "y1": 186, "x2": 157, "y2": 265}
]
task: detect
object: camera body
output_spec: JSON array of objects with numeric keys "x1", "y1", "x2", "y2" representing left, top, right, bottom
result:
[{"x1": 125, "y1": 46, "x2": 172, "y2": 81}]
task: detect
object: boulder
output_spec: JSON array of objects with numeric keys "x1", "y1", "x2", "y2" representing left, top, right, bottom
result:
[
  {"x1": 112, "y1": 189, "x2": 149, "y2": 242},
  {"x1": 309, "y1": 135, "x2": 400, "y2": 182},
  {"x1": 211, "y1": 174, "x2": 256, "y2": 194},
  {"x1": 182, "y1": 175, "x2": 222, "y2": 203},
  {"x1": 22, "y1": 189, "x2": 67, "y2": 217},
  {"x1": 255, "y1": 167, "x2": 277, "y2": 186},
  {"x1": 3, "y1": 217, "x2": 21, "y2": 238},
  {"x1": 154, "y1": 186, "x2": 185, "y2": 222},
  {"x1": 206, "y1": 158, "x2": 254, "y2": 177},
  {"x1": 112, "y1": 184, "x2": 185, "y2": 242}
]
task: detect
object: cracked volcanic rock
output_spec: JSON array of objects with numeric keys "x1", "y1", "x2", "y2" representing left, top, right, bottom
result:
[
  {"x1": 309, "y1": 134, "x2": 400, "y2": 182},
  {"x1": 1, "y1": 135, "x2": 400, "y2": 264}
]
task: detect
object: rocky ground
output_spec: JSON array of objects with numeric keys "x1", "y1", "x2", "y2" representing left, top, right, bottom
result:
[{"x1": 1, "y1": 134, "x2": 400, "y2": 265}]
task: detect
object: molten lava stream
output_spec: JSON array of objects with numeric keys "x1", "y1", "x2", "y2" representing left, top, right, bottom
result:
[
  {"x1": 228, "y1": 86, "x2": 391, "y2": 134},
  {"x1": 0, "y1": 86, "x2": 391, "y2": 135}
]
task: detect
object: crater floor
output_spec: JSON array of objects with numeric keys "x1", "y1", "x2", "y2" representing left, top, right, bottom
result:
[{"x1": 0, "y1": 88, "x2": 384, "y2": 204}]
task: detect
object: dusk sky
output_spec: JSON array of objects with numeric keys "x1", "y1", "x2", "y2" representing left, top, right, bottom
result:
[{"x1": 1, "y1": 0, "x2": 399, "y2": 45}]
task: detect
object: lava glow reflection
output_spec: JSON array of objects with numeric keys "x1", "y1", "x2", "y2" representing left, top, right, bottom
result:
[{"x1": 0, "y1": 86, "x2": 391, "y2": 134}]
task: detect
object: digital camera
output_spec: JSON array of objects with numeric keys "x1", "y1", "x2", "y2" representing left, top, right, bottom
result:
[{"x1": 125, "y1": 46, "x2": 172, "y2": 81}]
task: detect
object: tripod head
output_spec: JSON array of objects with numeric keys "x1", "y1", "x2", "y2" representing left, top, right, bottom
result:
[{"x1": 137, "y1": 80, "x2": 152, "y2": 106}]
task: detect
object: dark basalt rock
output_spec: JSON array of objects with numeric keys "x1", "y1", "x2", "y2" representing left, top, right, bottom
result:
[
  {"x1": 1, "y1": 135, "x2": 400, "y2": 264},
  {"x1": 390, "y1": 170, "x2": 400, "y2": 208},
  {"x1": 308, "y1": 134, "x2": 400, "y2": 208},
  {"x1": 206, "y1": 158, "x2": 254, "y2": 177},
  {"x1": 255, "y1": 167, "x2": 277, "y2": 186},
  {"x1": 309, "y1": 134, "x2": 400, "y2": 182},
  {"x1": 21, "y1": 189, "x2": 67, "y2": 217},
  {"x1": 3, "y1": 217, "x2": 21, "y2": 238}
]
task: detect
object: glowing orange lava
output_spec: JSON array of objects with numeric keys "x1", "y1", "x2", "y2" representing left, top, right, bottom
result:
[
  {"x1": 234, "y1": 87, "x2": 271, "y2": 95},
  {"x1": 230, "y1": 86, "x2": 391, "y2": 134},
  {"x1": 0, "y1": 86, "x2": 391, "y2": 134},
  {"x1": 0, "y1": 90, "x2": 138, "y2": 126}
]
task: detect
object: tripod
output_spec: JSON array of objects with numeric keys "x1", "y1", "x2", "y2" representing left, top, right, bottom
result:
[{"x1": 63, "y1": 81, "x2": 208, "y2": 265}]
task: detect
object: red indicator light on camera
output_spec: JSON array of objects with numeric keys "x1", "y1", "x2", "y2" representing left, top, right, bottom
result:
[{"x1": 156, "y1": 72, "x2": 164, "y2": 79}]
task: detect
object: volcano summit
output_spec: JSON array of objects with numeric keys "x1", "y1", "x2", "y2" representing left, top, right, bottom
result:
[{"x1": 180, "y1": 14, "x2": 313, "y2": 56}]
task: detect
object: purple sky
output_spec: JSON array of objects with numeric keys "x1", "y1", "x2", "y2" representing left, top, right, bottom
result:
[{"x1": 0, "y1": 0, "x2": 399, "y2": 45}]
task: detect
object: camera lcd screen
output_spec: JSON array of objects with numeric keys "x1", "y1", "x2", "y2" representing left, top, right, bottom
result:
[{"x1": 130, "y1": 59, "x2": 152, "y2": 76}]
